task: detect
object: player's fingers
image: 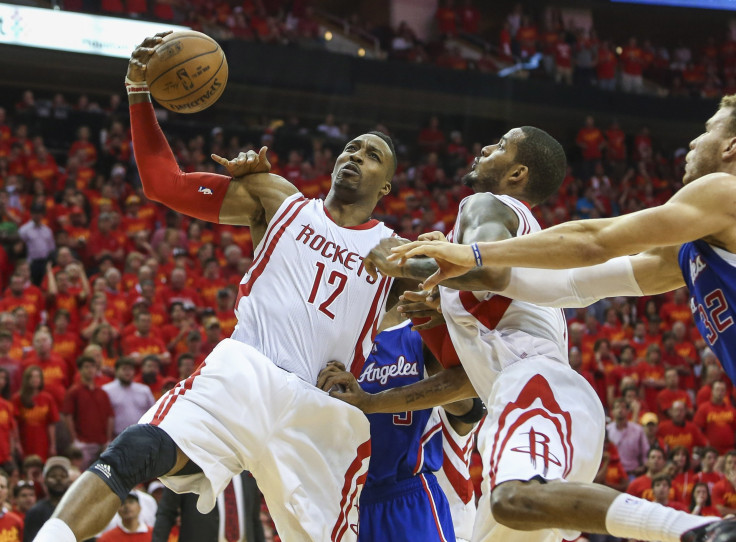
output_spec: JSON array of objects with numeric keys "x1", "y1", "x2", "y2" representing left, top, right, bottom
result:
[
  {"x1": 420, "y1": 269, "x2": 444, "y2": 292},
  {"x1": 316, "y1": 367, "x2": 341, "y2": 389},
  {"x1": 417, "y1": 231, "x2": 445, "y2": 242},
  {"x1": 363, "y1": 257, "x2": 378, "y2": 280},
  {"x1": 399, "y1": 308, "x2": 437, "y2": 320},
  {"x1": 327, "y1": 361, "x2": 346, "y2": 371},
  {"x1": 211, "y1": 154, "x2": 227, "y2": 166},
  {"x1": 411, "y1": 318, "x2": 443, "y2": 331},
  {"x1": 400, "y1": 290, "x2": 429, "y2": 302}
]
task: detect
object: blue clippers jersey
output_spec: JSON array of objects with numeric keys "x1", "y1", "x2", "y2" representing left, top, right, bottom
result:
[
  {"x1": 358, "y1": 322, "x2": 444, "y2": 488},
  {"x1": 679, "y1": 240, "x2": 736, "y2": 381}
]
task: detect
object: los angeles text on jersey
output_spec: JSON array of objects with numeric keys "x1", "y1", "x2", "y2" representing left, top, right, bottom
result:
[
  {"x1": 296, "y1": 223, "x2": 378, "y2": 283},
  {"x1": 358, "y1": 355, "x2": 420, "y2": 385}
]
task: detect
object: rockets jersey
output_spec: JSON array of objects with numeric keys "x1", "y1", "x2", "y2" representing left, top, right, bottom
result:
[
  {"x1": 232, "y1": 193, "x2": 394, "y2": 385},
  {"x1": 439, "y1": 193, "x2": 569, "y2": 401},
  {"x1": 679, "y1": 240, "x2": 736, "y2": 381},
  {"x1": 436, "y1": 409, "x2": 478, "y2": 542},
  {"x1": 358, "y1": 321, "x2": 444, "y2": 489}
]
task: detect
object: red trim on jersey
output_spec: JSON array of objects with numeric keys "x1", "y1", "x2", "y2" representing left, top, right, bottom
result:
[
  {"x1": 441, "y1": 421, "x2": 474, "y2": 460},
  {"x1": 150, "y1": 363, "x2": 205, "y2": 425},
  {"x1": 236, "y1": 198, "x2": 309, "y2": 303},
  {"x1": 503, "y1": 199, "x2": 531, "y2": 234},
  {"x1": 459, "y1": 291, "x2": 513, "y2": 331},
  {"x1": 441, "y1": 453, "x2": 474, "y2": 504},
  {"x1": 420, "y1": 474, "x2": 450, "y2": 542},
  {"x1": 349, "y1": 276, "x2": 392, "y2": 378},
  {"x1": 331, "y1": 439, "x2": 371, "y2": 542},
  {"x1": 416, "y1": 324, "x2": 461, "y2": 369},
  {"x1": 322, "y1": 203, "x2": 380, "y2": 230},
  {"x1": 413, "y1": 422, "x2": 442, "y2": 475},
  {"x1": 488, "y1": 374, "x2": 574, "y2": 487}
]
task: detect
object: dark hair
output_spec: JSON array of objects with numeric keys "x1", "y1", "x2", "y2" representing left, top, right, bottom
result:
[
  {"x1": 647, "y1": 446, "x2": 665, "y2": 459},
  {"x1": 20, "y1": 365, "x2": 43, "y2": 409},
  {"x1": 690, "y1": 482, "x2": 713, "y2": 512},
  {"x1": 367, "y1": 131, "x2": 397, "y2": 179},
  {"x1": 115, "y1": 356, "x2": 136, "y2": 370},
  {"x1": 0, "y1": 367, "x2": 11, "y2": 400},
  {"x1": 515, "y1": 126, "x2": 566, "y2": 205},
  {"x1": 651, "y1": 472, "x2": 672, "y2": 488},
  {"x1": 76, "y1": 355, "x2": 97, "y2": 370},
  {"x1": 669, "y1": 445, "x2": 691, "y2": 472},
  {"x1": 177, "y1": 353, "x2": 195, "y2": 368}
]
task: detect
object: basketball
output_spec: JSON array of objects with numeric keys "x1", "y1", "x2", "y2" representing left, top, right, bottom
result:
[{"x1": 146, "y1": 31, "x2": 228, "y2": 114}]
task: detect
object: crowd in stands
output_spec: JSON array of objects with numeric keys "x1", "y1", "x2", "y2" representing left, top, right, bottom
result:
[
  {"x1": 0, "y1": 77, "x2": 731, "y2": 538},
  {"x1": 42, "y1": 0, "x2": 736, "y2": 100}
]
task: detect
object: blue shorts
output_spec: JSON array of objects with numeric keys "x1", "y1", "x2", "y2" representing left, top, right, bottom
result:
[{"x1": 358, "y1": 473, "x2": 455, "y2": 542}]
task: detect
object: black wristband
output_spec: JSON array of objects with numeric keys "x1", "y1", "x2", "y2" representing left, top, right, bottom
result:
[{"x1": 445, "y1": 397, "x2": 486, "y2": 425}]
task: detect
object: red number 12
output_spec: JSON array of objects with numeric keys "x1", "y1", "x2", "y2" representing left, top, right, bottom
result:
[{"x1": 308, "y1": 262, "x2": 348, "y2": 319}]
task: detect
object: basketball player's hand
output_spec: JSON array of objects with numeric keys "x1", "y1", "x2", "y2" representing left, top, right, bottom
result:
[
  {"x1": 364, "y1": 237, "x2": 410, "y2": 280},
  {"x1": 388, "y1": 240, "x2": 474, "y2": 291},
  {"x1": 417, "y1": 230, "x2": 448, "y2": 243},
  {"x1": 212, "y1": 147, "x2": 271, "y2": 177},
  {"x1": 127, "y1": 31, "x2": 173, "y2": 83},
  {"x1": 397, "y1": 289, "x2": 444, "y2": 331},
  {"x1": 317, "y1": 362, "x2": 373, "y2": 412}
]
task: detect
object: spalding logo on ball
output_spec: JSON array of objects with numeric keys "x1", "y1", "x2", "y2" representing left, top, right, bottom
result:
[{"x1": 146, "y1": 31, "x2": 228, "y2": 114}]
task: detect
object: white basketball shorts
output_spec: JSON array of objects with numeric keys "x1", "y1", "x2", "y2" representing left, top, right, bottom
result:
[
  {"x1": 138, "y1": 338, "x2": 371, "y2": 542},
  {"x1": 471, "y1": 357, "x2": 605, "y2": 542}
]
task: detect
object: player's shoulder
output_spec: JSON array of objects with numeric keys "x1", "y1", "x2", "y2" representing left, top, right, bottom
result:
[{"x1": 677, "y1": 172, "x2": 736, "y2": 204}]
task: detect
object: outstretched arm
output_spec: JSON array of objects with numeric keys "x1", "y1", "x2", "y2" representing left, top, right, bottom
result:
[
  {"x1": 391, "y1": 173, "x2": 736, "y2": 274},
  {"x1": 127, "y1": 34, "x2": 297, "y2": 228}
]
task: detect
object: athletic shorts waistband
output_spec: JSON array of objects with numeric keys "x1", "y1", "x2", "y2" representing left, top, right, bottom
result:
[{"x1": 360, "y1": 473, "x2": 439, "y2": 504}]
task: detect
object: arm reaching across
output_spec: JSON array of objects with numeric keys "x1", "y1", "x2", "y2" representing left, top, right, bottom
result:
[{"x1": 391, "y1": 173, "x2": 736, "y2": 282}]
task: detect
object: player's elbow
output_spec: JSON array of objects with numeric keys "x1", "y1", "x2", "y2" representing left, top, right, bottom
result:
[{"x1": 490, "y1": 481, "x2": 535, "y2": 530}]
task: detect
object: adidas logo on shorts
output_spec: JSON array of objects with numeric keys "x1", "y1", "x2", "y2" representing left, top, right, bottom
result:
[{"x1": 94, "y1": 463, "x2": 112, "y2": 479}]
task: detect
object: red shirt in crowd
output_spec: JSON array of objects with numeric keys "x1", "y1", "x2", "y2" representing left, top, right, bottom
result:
[
  {"x1": 694, "y1": 401, "x2": 736, "y2": 454},
  {"x1": 712, "y1": 478, "x2": 736, "y2": 511},
  {"x1": 21, "y1": 354, "x2": 69, "y2": 407},
  {"x1": 121, "y1": 334, "x2": 168, "y2": 361},
  {"x1": 0, "y1": 399, "x2": 15, "y2": 464},
  {"x1": 97, "y1": 525, "x2": 153, "y2": 542},
  {"x1": 12, "y1": 390, "x2": 58, "y2": 461},
  {"x1": 656, "y1": 419, "x2": 708, "y2": 453},
  {"x1": 0, "y1": 510, "x2": 23, "y2": 542},
  {"x1": 621, "y1": 44, "x2": 644, "y2": 76},
  {"x1": 627, "y1": 474, "x2": 675, "y2": 502},
  {"x1": 656, "y1": 388, "x2": 692, "y2": 418},
  {"x1": 62, "y1": 383, "x2": 113, "y2": 444}
]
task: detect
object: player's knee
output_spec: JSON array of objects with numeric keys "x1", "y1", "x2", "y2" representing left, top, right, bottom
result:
[
  {"x1": 491, "y1": 481, "x2": 535, "y2": 529},
  {"x1": 87, "y1": 424, "x2": 178, "y2": 502}
]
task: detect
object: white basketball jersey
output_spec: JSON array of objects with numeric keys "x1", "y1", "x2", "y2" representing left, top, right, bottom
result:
[
  {"x1": 435, "y1": 409, "x2": 478, "y2": 542},
  {"x1": 231, "y1": 193, "x2": 395, "y2": 385},
  {"x1": 439, "y1": 194, "x2": 568, "y2": 401}
]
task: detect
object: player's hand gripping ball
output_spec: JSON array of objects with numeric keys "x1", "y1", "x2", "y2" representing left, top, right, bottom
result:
[{"x1": 146, "y1": 31, "x2": 228, "y2": 114}]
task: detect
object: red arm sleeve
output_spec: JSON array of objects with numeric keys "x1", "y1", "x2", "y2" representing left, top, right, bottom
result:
[
  {"x1": 414, "y1": 320, "x2": 461, "y2": 368},
  {"x1": 130, "y1": 102, "x2": 230, "y2": 223}
]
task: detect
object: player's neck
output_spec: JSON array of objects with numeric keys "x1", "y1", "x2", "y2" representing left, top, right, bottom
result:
[{"x1": 323, "y1": 197, "x2": 374, "y2": 228}]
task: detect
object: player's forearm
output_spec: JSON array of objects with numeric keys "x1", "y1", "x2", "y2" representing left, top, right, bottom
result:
[
  {"x1": 478, "y1": 218, "x2": 615, "y2": 269},
  {"x1": 129, "y1": 102, "x2": 231, "y2": 223},
  {"x1": 365, "y1": 366, "x2": 477, "y2": 414},
  {"x1": 402, "y1": 257, "x2": 509, "y2": 291}
]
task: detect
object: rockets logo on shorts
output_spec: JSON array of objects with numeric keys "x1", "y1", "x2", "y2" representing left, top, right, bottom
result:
[
  {"x1": 510, "y1": 427, "x2": 562, "y2": 477},
  {"x1": 198, "y1": 186, "x2": 213, "y2": 195}
]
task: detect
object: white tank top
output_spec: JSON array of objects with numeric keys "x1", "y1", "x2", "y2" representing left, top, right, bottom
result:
[
  {"x1": 231, "y1": 193, "x2": 395, "y2": 384},
  {"x1": 439, "y1": 193, "x2": 568, "y2": 401}
]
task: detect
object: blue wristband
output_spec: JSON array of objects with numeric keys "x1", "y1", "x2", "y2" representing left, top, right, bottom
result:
[{"x1": 471, "y1": 242, "x2": 482, "y2": 267}]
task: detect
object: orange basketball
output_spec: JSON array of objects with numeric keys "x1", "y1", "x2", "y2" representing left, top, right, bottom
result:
[{"x1": 146, "y1": 31, "x2": 228, "y2": 114}]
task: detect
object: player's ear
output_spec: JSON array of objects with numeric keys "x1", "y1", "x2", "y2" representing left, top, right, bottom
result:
[
  {"x1": 508, "y1": 164, "x2": 528, "y2": 185},
  {"x1": 724, "y1": 137, "x2": 736, "y2": 161},
  {"x1": 379, "y1": 180, "x2": 392, "y2": 198}
]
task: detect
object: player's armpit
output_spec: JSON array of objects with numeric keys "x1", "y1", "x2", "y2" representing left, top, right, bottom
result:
[
  {"x1": 630, "y1": 246, "x2": 686, "y2": 295},
  {"x1": 218, "y1": 172, "x2": 299, "y2": 226}
]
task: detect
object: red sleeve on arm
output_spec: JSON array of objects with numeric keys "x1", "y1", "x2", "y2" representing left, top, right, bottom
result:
[
  {"x1": 414, "y1": 320, "x2": 461, "y2": 368},
  {"x1": 130, "y1": 102, "x2": 230, "y2": 223}
]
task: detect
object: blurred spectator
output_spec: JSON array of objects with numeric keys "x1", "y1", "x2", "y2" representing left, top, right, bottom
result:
[
  {"x1": 656, "y1": 368, "x2": 692, "y2": 418},
  {"x1": 621, "y1": 37, "x2": 645, "y2": 93},
  {"x1": 627, "y1": 446, "x2": 667, "y2": 500},
  {"x1": 97, "y1": 492, "x2": 153, "y2": 542},
  {"x1": 689, "y1": 481, "x2": 720, "y2": 517},
  {"x1": 11, "y1": 480, "x2": 36, "y2": 521},
  {"x1": 61, "y1": 356, "x2": 113, "y2": 470},
  {"x1": 657, "y1": 400, "x2": 707, "y2": 453},
  {"x1": 695, "y1": 447, "x2": 724, "y2": 493},
  {"x1": 22, "y1": 456, "x2": 70, "y2": 541},
  {"x1": 693, "y1": 381, "x2": 736, "y2": 455},
  {"x1": 0, "y1": 470, "x2": 22, "y2": 541},
  {"x1": 554, "y1": 32, "x2": 573, "y2": 85},
  {"x1": 12, "y1": 366, "x2": 57, "y2": 462},
  {"x1": 18, "y1": 204, "x2": 54, "y2": 286},
  {"x1": 652, "y1": 473, "x2": 688, "y2": 511},
  {"x1": 134, "y1": 356, "x2": 165, "y2": 401},
  {"x1": 102, "y1": 358, "x2": 155, "y2": 439},
  {"x1": 607, "y1": 397, "x2": 649, "y2": 476},
  {"x1": 712, "y1": 450, "x2": 736, "y2": 516}
]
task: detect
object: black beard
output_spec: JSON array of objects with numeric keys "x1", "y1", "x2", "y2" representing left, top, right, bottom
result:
[
  {"x1": 142, "y1": 372, "x2": 158, "y2": 384},
  {"x1": 48, "y1": 485, "x2": 67, "y2": 499},
  {"x1": 461, "y1": 171, "x2": 476, "y2": 187}
]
